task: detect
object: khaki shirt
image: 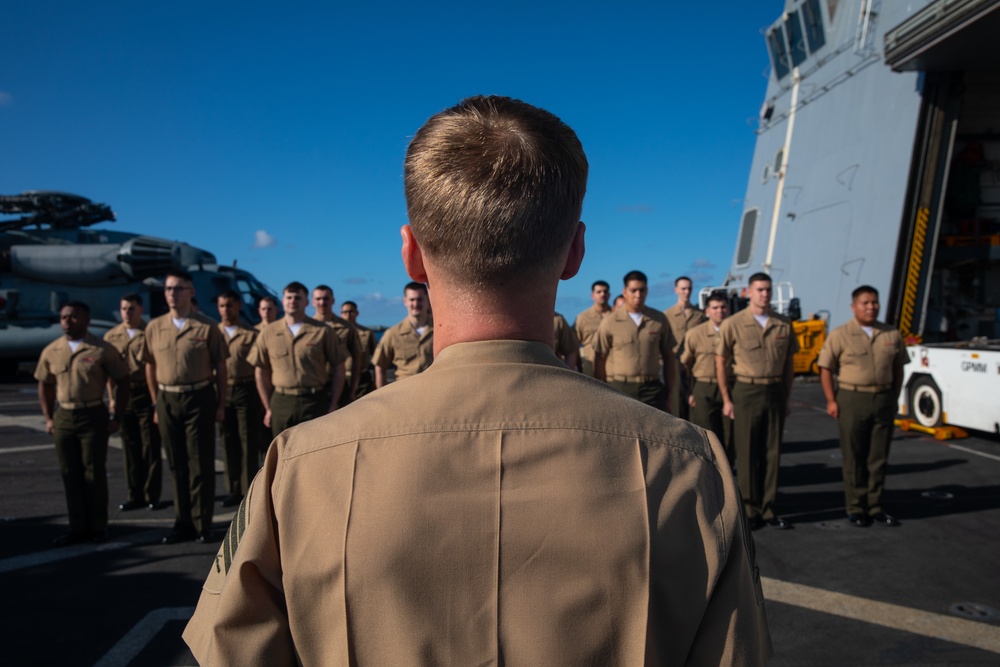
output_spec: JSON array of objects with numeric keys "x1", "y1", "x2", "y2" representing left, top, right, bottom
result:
[
  {"x1": 255, "y1": 321, "x2": 271, "y2": 333},
  {"x1": 355, "y1": 325, "x2": 376, "y2": 374},
  {"x1": 142, "y1": 313, "x2": 228, "y2": 385},
  {"x1": 104, "y1": 322, "x2": 147, "y2": 384},
  {"x1": 594, "y1": 307, "x2": 674, "y2": 379},
  {"x1": 183, "y1": 341, "x2": 771, "y2": 666},
  {"x1": 573, "y1": 304, "x2": 611, "y2": 363},
  {"x1": 35, "y1": 333, "x2": 129, "y2": 405},
  {"x1": 319, "y1": 314, "x2": 361, "y2": 369},
  {"x1": 681, "y1": 320, "x2": 731, "y2": 382},
  {"x1": 220, "y1": 322, "x2": 258, "y2": 382},
  {"x1": 248, "y1": 318, "x2": 342, "y2": 390},
  {"x1": 716, "y1": 308, "x2": 799, "y2": 380},
  {"x1": 372, "y1": 318, "x2": 434, "y2": 380},
  {"x1": 552, "y1": 312, "x2": 579, "y2": 359},
  {"x1": 664, "y1": 302, "x2": 707, "y2": 354},
  {"x1": 817, "y1": 319, "x2": 909, "y2": 387}
]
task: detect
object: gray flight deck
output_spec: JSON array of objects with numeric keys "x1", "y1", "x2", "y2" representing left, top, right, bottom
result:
[{"x1": 1, "y1": 371, "x2": 998, "y2": 666}]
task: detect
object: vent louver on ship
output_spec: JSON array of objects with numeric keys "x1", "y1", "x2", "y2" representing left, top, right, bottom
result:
[{"x1": 118, "y1": 236, "x2": 181, "y2": 280}]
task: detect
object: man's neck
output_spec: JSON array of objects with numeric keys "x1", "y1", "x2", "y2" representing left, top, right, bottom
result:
[
  {"x1": 285, "y1": 313, "x2": 305, "y2": 326},
  {"x1": 315, "y1": 311, "x2": 333, "y2": 322},
  {"x1": 222, "y1": 319, "x2": 238, "y2": 327},
  {"x1": 170, "y1": 306, "x2": 191, "y2": 319},
  {"x1": 749, "y1": 304, "x2": 769, "y2": 317},
  {"x1": 593, "y1": 302, "x2": 611, "y2": 313},
  {"x1": 408, "y1": 314, "x2": 428, "y2": 329},
  {"x1": 627, "y1": 306, "x2": 644, "y2": 315},
  {"x1": 677, "y1": 299, "x2": 691, "y2": 311}
]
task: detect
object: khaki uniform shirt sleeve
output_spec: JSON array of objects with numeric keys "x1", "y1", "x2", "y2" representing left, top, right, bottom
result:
[
  {"x1": 183, "y1": 446, "x2": 300, "y2": 664},
  {"x1": 247, "y1": 329, "x2": 271, "y2": 370},
  {"x1": 372, "y1": 329, "x2": 396, "y2": 369},
  {"x1": 679, "y1": 329, "x2": 696, "y2": 369},
  {"x1": 816, "y1": 328, "x2": 841, "y2": 372},
  {"x1": 593, "y1": 317, "x2": 613, "y2": 358},
  {"x1": 324, "y1": 325, "x2": 342, "y2": 368}
]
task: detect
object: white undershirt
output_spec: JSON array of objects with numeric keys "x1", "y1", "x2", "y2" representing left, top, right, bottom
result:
[
  {"x1": 628, "y1": 312, "x2": 643, "y2": 326},
  {"x1": 67, "y1": 339, "x2": 83, "y2": 353},
  {"x1": 713, "y1": 324, "x2": 720, "y2": 332},
  {"x1": 754, "y1": 314, "x2": 769, "y2": 328},
  {"x1": 861, "y1": 325, "x2": 874, "y2": 338},
  {"x1": 171, "y1": 317, "x2": 188, "y2": 330},
  {"x1": 126, "y1": 328, "x2": 139, "y2": 339},
  {"x1": 224, "y1": 325, "x2": 238, "y2": 338},
  {"x1": 415, "y1": 325, "x2": 427, "y2": 337},
  {"x1": 287, "y1": 321, "x2": 303, "y2": 337}
]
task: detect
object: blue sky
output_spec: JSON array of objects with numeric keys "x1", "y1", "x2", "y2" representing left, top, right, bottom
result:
[{"x1": 1, "y1": 2, "x2": 781, "y2": 326}]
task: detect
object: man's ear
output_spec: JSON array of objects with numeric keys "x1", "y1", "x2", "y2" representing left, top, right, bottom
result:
[
  {"x1": 560, "y1": 222, "x2": 586, "y2": 280},
  {"x1": 401, "y1": 225, "x2": 428, "y2": 282}
]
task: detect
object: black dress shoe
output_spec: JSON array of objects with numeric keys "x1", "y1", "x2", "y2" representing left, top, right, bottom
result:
[
  {"x1": 767, "y1": 517, "x2": 792, "y2": 530},
  {"x1": 847, "y1": 513, "x2": 871, "y2": 527},
  {"x1": 748, "y1": 515, "x2": 766, "y2": 531},
  {"x1": 52, "y1": 533, "x2": 89, "y2": 548},
  {"x1": 161, "y1": 526, "x2": 197, "y2": 544},
  {"x1": 196, "y1": 530, "x2": 216, "y2": 543},
  {"x1": 871, "y1": 512, "x2": 900, "y2": 527},
  {"x1": 221, "y1": 494, "x2": 242, "y2": 508},
  {"x1": 119, "y1": 500, "x2": 143, "y2": 511}
]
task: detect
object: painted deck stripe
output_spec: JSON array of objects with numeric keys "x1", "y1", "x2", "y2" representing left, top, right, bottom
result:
[
  {"x1": 1, "y1": 444, "x2": 54, "y2": 454},
  {"x1": 94, "y1": 607, "x2": 195, "y2": 667},
  {"x1": 762, "y1": 577, "x2": 1000, "y2": 654},
  {"x1": 944, "y1": 443, "x2": 1000, "y2": 463}
]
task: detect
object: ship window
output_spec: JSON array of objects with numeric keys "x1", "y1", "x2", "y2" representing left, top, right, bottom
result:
[
  {"x1": 767, "y1": 26, "x2": 790, "y2": 80},
  {"x1": 736, "y1": 209, "x2": 758, "y2": 267},
  {"x1": 762, "y1": 164, "x2": 771, "y2": 183},
  {"x1": 774, "y1": 148, "x2": 784, "y2": 174},
  {"x1": 803, "y1": 0, "x2": 826, "y2": 52},
  {"x1": 785, "y1": 11, "x2": 808, "y2": 67}
]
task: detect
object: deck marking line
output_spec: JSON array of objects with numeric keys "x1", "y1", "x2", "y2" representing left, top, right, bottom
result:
[
  {"x1": 762, "y1": 577, "x2": 1000, "y2": 654},
  {"x1": 94, "y1": 606, "x2": 195, "y2": 667},
  {"x1": 1, "y1": 444, "x2": 54, "y2": 455},
  {"x1": 0, "y1": 530, "x2": 161, "y2": 574},
  {"x1": 944, "y1": 443, "x2": 1000, "y2": 463}
]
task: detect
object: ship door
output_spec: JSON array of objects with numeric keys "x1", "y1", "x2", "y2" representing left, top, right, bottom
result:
[{"x1": 888, "y1": 72, "x2": 961, "y2": 340}]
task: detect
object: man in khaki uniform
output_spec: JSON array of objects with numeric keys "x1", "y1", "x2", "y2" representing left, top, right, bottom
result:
[
  {"x1": 373, "y1": 282, "x2": 434, "y2": 388},
  {"x1": 819, "y1": 285, "x2": 908, "y2": 528},
  {"x1": 664, "y1": 276, "x2": 707, "y2": 418},
  {"x1": 143, "y1": 270, "x2": 228, "y2": 544},
  {"x1": 681, "y1": 291, "x2": 733, "y2": 464},
  {"x1": 104, "y1": 293, "x2": 162, "y2": 512},
  {"x1": 717, "y1": 272, "x2": 798, "y2": 530},
  {"x1": 312, "y1": 285, "x2": 360, "y2": 405},
  {"x1": 184, "y1": 95, "x2": 770, "y2": 665},
  {"x1": 573, "y1": 280, "x2": 611, "y2": 376},
  {"x1": 217, "y1": 290, "x2": 263, "y2": 508},
  {"x1": 340, "y1": 300, "x2": 377, "y2": 399},
  {"x1": 37, "y1": 301, "x2": 130, "y2": 546},
  {"x1": 256, "y1": 295, "x2": 278, "y2": 332},
  {"x1": 250, "y1": 282, "x2": 342, "y2": 437},
  {"x1": 552, "y1": 312, "x2": 579, "y2": 369},
  {"x1": 593, "y1": 270, "x2": 675, "y2": 411}
]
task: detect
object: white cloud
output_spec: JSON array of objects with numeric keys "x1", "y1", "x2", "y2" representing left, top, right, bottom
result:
[
  {"x1": 691, "y1": 258, "x2": 715, "y2": 269},
  {"x1": 253, "y1": 229, "x2": 277, "y2": 248}
]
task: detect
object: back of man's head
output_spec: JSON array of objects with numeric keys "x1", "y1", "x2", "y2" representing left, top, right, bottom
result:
[{"x1": 404, "y1": 95, "x2": 588, "y2": 287}]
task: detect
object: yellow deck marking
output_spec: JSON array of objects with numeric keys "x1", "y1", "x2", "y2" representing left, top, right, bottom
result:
[{"x1": 762, "y1": 577, "x2": 1000, "y2": 654}]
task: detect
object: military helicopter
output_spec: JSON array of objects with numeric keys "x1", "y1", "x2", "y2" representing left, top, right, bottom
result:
[{"x1": 0, "y1": 191, "x2": 278, "y2": 378}]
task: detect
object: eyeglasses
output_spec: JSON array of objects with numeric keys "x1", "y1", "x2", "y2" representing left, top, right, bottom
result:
[{"x1": 164, "y1": 286, "x2": 189, "y2": 292}]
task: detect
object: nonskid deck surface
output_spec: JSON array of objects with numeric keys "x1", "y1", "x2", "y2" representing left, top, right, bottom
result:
[{"x1": 1, "y1": 375, "x2": 998, "y2": 665}]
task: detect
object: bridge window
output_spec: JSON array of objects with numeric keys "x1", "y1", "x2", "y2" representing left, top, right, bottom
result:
[
  {"x1": 736, "y1": 209, "x2": 759, "y2": 267},
  {"x1": 767, "y1": 26, "x2": 790, "y2": 80},
  {"x1": 785, "y1": 11, "x2": 808, "y2": 67},
  {"x1": 803, "y1": 0, "x2": 826, "y2": 52}
]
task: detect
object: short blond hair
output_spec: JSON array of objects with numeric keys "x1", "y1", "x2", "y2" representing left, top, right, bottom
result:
[{"x1": 404, "y1": 96, "x2": 588, "y2": 285}]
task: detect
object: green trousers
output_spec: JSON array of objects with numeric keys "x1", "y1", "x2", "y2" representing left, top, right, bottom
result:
[
  {"x1": 732, "y1": 382, "x2": 786, "y2": 521},
  {"x1": 119, "y1": 387, "x2": 161, "y2": 505},
  {"x1": 221, "y1": 381, "x2": 264, "y2": 496},
  {"x1": 54, "y1": 405, "x2": 109, "y2": 537},
  {"x1": 837, "y1": 389, "x2": 895, "y2": 515},
  {"x1": 669, "y1": 360, "x2": 689, "y2": 419},
  {"x1": 157, "y1": 385, "x2": 217, "y2": 534},
  {"x1": 690, "y1": 380, "x2": 734, "y2": 466},
  {"x1": 270, "y1": 389, "x2": 331, "y2": 438},
  {"x1": 610, "y1": 379, "x2": 668, "y2": 412}
]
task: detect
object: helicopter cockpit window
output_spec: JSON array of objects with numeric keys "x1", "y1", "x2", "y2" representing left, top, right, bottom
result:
[
  {"x1": 803, "y1": 0, "x2": 826, "y2": 53},
  {"x1": 785, "y1": 11, "x2": 808, "y2": 67},
  {"x1": 767, "y1": 25, "x2": 790, "y2": 80},
  {"x1": 236, "y1": 279, "x2": 255, "y2": 305}
]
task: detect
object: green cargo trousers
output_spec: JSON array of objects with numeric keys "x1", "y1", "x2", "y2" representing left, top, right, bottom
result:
[
  {"x1": 837, "y1": 388, "x2": 895, "y2": 516},
  {"x1": 270, "y1": 389, "x2": 331, "y2": 438},
  {"x1": 732, "y1": 381, "x2": 786, "y2": 521},
  {"x1": 690, "y1": 380, "x2": 734, "y2": 466},
  {"x1": 221, "y1": 381, "x2": 264, "y2": 496},
  {"x1": 119, "y1": 387, "x2": 162, "y2": 505},
  {"x1": 54, "y1": 405, "x2": 110, "y2": 537},
  {"x1": 157, "y1": 385, "x2": 217, "y2": 534}
]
